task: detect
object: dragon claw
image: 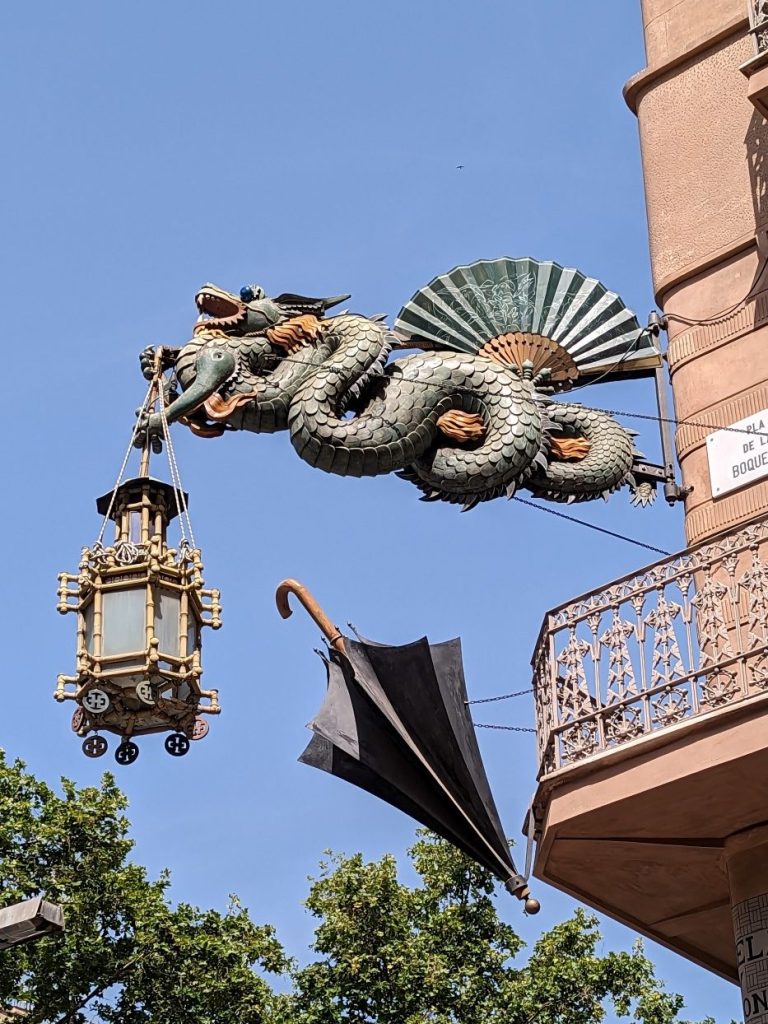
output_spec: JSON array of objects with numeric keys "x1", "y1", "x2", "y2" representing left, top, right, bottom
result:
[
  {"x1": 139, "y1": 346, "x2": 157, "y2": 381},
  {"x1": 133, "y1": 410, "x2": 164, "y2": 452},
  {"x1": 139, "y1": 344, "x2": 181, "y2": 381}
]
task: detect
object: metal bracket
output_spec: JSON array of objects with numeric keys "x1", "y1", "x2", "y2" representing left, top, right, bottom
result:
[
  {"x1": 645, "y1": 313, "x2": 691, "y2": 506},
  {"x1": 633, "y1": 460, "x2": 692, "y2": 504}
]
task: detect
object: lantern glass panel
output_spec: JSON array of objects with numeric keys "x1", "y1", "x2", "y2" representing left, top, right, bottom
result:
[
  {"x1": 187, "y1": 617, "x2": 199, "y2": 657},
  {"x1": 155, "y1": 589, "x2": 181, "y2": 656},
  {"x1": 102, "y1": 588, "x2": 146, "y2": 656},
  {"x1": 83, "y1": 601, "x2": 95, "y2": 653}
]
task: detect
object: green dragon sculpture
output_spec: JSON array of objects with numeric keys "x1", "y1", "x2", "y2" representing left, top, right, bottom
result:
[{"x1": 136, "y1": 274, "x2": 656, "y2": 511}]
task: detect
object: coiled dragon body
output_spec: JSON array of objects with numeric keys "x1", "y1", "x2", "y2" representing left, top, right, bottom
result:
[{"x1": 139, "y1": 283, "x2": 650, "y2": 510}]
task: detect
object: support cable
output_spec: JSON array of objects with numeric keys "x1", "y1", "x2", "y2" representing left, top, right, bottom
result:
[
  {"x1": 95, "y1": 380, "x2": 155, "y2": 546},
  {"x1": 592, "y1": 404, "x2": 768, "y2": 442},
  {"x1": 512, "y1": 496, "x2": 671, "y2": 556},
  {"x1": 159, "y1": 396, "x2": 197, "y2": 552},
  {"x1": 232, "y1": 348, "x2": 768, "y2": 443}
]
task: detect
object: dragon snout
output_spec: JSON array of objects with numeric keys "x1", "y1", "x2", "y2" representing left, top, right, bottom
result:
[
  {"x1": 140, "y1": 345, "x2": 237, "y2": 432},
  {"x1": 196, "y1": 346, "x2": 237, "y2": 388}
]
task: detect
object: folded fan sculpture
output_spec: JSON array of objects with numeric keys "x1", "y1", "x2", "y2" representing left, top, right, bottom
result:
[{"x1": 276, "y1": 579, "x2": 539, "y2": 912}]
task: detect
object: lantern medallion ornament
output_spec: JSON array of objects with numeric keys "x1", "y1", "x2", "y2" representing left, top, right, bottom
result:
[{"x1": 56, "y1": 357, "x2": 222, "y2": 764}]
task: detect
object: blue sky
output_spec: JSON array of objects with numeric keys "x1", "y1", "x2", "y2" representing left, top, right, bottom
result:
[{"x1": 1, "y1": 1, "x2": 741, "y2": 1019}]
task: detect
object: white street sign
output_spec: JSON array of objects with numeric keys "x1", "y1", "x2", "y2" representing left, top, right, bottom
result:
[{"x1": 707, "y1": 408, "x2": 768, "y2": 497}]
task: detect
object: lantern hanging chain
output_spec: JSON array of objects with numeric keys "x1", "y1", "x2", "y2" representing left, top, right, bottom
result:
[{"x1": 95, "y1": 379, "x2": 156, "y2": 548}]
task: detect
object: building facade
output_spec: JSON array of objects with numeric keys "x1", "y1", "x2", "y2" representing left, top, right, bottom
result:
[{"x1": 532, "y1": 4, "x2": 768, "y2": 1020}]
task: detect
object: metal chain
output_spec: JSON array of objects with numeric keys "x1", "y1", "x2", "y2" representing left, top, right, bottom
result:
[
  {"x1": 95, "y1": 381, "x2": 155, "y2": 546},
  {"x1": 465, "y1": 689, "x2": 533, "y2": 705},
  {"x1": 473, "y1": 723, "x2": 536, "y2": 733}
]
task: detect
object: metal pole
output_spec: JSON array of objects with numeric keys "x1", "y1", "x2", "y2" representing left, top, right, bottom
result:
[
  {"x1": 654, "y1": 362, "x2": 680, "y2": 503},
  {"x1": 648, "y1": 314, "x2": 688, "y2": 505}
]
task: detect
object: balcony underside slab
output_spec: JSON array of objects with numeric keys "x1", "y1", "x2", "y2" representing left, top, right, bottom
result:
[{"x1": 534, "y1": 701, "x2": 768, "y2": 982}]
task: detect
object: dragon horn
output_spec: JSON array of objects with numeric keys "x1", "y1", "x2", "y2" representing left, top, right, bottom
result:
[
  {"x1": 273, "y1": 293, "x2": 351, "y2": 314},
  {"x1": 322, "y1": 294, "x2": 352, "y2": 310}
]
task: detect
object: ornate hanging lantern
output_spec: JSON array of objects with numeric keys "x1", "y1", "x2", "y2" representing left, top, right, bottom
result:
[{"x1": 56, "y1": 359, "x2": 222, "y2": 765}]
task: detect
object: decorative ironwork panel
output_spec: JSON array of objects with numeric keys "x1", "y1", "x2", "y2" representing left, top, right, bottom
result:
[
  {"x1": 532, "y1": 515, "x2": 768, "y2": 776},
  {"x1": 752, "y1": 1, "x2": 768, "y2": 54}
]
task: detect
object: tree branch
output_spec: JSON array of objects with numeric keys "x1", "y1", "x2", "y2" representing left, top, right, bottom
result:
[{"x1": 50, "y1": 956, "x2": 141, "y2": 1024}]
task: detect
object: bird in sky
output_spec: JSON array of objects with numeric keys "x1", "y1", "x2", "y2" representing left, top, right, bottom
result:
[{"x1": 456, "y1": 164, "x2": 464, "y2": 170}]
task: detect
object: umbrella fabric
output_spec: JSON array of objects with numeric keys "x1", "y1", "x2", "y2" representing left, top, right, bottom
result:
[{"x1": 300, "y1": 636, "x2": 522, "y2": 887}]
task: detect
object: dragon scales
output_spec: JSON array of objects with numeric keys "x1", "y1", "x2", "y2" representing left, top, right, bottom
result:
[{"x1": 135, "y1": 280, "x2": 654, "y2": 511}]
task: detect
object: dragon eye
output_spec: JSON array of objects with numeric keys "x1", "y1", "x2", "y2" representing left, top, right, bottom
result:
[{"x1": 240, "y1": 286, "x2": 254, "y2": 302}]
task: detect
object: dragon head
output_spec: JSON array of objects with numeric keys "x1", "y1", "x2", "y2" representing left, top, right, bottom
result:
[
  {"x1": 194, "y1": 283, "x2": 351, "y2": 337},
  {"x1": 137, "y1": 282, "x2": 355, "y2": 441}
]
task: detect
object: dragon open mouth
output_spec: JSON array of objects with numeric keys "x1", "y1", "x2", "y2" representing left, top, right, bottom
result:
[{"x1": 194, "y1": 284, "x2": 247, "y2": 333}]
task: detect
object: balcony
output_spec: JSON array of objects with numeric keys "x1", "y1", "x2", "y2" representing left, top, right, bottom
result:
[
  {"x1": 531, "y1": 513, "x2": 768, "y2": 980},
  {"x1": 532, "y1": 513, "x2": 768, "y2": 779}
]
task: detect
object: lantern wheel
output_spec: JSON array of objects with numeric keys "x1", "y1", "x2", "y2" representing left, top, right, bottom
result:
[
  {"x1": 190, "y1": 717, "x2": 209, "y2": 741},
  {"x1": 165, "y1": 733, "x2": 190, "y2": 757},
  {"x1": 115, "y1": 740, "x2": 140, "y2": 766},
  {"x1": 82, "y1": 735, "x2": 108, "y2": 758}
]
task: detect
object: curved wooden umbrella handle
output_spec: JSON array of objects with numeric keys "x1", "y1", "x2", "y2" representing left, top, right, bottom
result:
[{"x1": 275, "y1": 579, "x2": 347, "y2": 656}]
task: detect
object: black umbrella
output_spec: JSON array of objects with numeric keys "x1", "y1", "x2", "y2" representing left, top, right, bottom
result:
[{"x1": 276, "y1": 580, "x2": 539, "y2": 912}]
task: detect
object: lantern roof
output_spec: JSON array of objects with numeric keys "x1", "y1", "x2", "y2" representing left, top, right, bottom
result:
[{"x1": 95, "y1": 476, "x2": 189, "y2": 523}]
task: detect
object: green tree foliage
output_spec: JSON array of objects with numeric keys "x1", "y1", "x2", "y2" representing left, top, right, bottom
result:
[
  {"x1": 287, "y1": 833, "x2": 716, "y2": 1024},
  {"x1": 0, "y1": 752, "x2": 287, "y2": 1023},
  {"x1": 0, "y1": 753, "x2": 726, "y2": 1023}
]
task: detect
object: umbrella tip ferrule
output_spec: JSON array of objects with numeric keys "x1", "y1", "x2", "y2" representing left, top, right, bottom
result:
[{"x1": 506, "y1": 874, "x2": 540, "y2": 914}]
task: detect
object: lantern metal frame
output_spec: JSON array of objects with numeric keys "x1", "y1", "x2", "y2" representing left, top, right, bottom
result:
[{"x1": 56, "y1": 477, "x2": 221, "y2": 748}]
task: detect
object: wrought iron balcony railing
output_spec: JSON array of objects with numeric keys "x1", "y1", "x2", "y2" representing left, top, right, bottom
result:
[
  {"x1": 532, "y1": 514, "x2": 768, "y2": 777},
  {"x1": 750, "y1": 0, "x2": 768, "y2": 54}
]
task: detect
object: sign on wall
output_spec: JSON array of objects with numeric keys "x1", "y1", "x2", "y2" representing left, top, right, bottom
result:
[
  {"x1": 733, "y1": 893, "x2": 768, "y2": 1024},
  {"x1": 707, "y1": 409, "x2": 768, "y2": 498}
]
